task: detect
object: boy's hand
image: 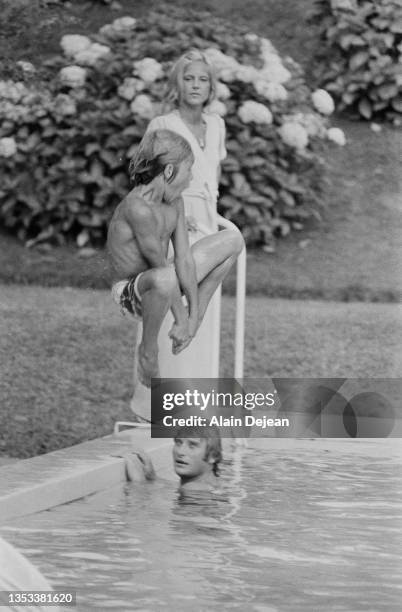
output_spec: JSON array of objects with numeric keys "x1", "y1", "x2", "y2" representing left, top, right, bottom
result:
[
  {"x1": 169, "y1": 320, "x2": 189, "y2": 344},
  {"x1": 169, "y1": 320, "x2": 191, "y2": 355}
]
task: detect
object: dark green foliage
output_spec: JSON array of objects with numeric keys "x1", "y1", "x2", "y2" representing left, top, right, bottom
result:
[
  {"x1": 310, "y1": 0, "x2": 402, "y2": 120},
  {"x1": 0, "y1": 5, "x2": 330, "y2": 247}
]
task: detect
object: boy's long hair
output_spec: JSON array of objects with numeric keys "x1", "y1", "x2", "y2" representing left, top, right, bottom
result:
[
  {"x1": 129, "y1": 129, "x2": 194, "y2": 186},
  {"x1": 174, "y1": 424, "x2": 222, "y2": 476},
  {"x1": 163, "y1": 49, "x2": 217, "y2": 112}
]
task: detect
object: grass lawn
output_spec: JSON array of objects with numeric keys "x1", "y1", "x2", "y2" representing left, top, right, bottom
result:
[
  {"x1": 1, "y1": 285, "x2": 401, "y2": 458},
  {"x1": 1, "y1": 0, "x2": 401, "y2": 460}
]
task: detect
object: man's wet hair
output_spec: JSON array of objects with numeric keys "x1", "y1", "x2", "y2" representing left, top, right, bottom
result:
[
  {"x1": 174, "y1": 424, "x2": 222, "y2": 476},
  {"x1": 129, "y1": 129, "x2": 194, "y2": 186}
]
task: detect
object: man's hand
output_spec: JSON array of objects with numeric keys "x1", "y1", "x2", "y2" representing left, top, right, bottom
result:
[
  {"x1": 123, "y1": 449, "x2": 156, "y2": 481},
  {"x1": 133, "y1": 449, "x2": 156, "y2": 480}
]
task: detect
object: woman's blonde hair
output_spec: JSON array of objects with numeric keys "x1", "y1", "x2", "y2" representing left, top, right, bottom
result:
[{"x1": 164, "y1": 49, "x2": 217, "y2": 111}]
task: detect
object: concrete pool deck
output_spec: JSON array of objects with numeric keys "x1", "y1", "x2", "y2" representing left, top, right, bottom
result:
[
  {"x1": 1, "y1": 429, "x2": 401, "y2": 525},
  {"x1": 0, "y1": 426, "x2": 175, "y2": 523}
]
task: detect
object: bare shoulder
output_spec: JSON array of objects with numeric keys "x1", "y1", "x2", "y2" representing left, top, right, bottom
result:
[{"x1": 124, "y1": 191, "x2": 153, "y2": 224}]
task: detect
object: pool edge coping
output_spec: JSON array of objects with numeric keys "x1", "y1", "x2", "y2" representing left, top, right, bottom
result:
[
  {"x1": 1, "y1": 433, "x2": 401, "y2": 524},
  {"x1": 0, "y1": 428, "x2": 174, "y2": 524}
]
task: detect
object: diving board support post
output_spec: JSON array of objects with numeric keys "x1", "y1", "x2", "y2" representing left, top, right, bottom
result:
[
  {"x1": 234, "y1": 244, "x2": 246, "y2": 379},
  {"x1": 217, "y1": 215, "x2": 246, "y2": 380}
]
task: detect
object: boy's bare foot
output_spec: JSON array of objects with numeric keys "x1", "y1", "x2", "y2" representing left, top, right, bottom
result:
[
  {"x1": 171, "y1": 312, "x2": 207, "y2": 354},
  {"x1": 138, "y1": 344, "x2": 160, "y2": 388}
]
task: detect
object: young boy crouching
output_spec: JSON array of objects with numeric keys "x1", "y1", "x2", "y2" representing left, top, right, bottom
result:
[{"x1": 107, "y1": 128, "x2": 244, "y2": 389}]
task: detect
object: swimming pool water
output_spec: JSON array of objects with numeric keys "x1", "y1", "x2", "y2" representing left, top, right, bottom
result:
[{"x1": 1, "y1": 441, "x2": 401, "y2": 611}]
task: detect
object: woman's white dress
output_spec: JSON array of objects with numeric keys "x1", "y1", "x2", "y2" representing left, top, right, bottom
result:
[{"x1": 146, "y1": 110, "x2": 227, "y2": 380}]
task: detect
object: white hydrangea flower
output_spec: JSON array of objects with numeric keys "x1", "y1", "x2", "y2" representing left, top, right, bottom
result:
[
  {"x1": 258, "y1": 44, "x2": 292, "y2": 85},
  {"x1": 304, "y1": 114, "x2": 327, "y2": 138},
  {"x1": 238, "y1": 100, "x2": 273, "y2": 125},
  {"x1": 0, "y1": 102, "x2": 25, "y2": 122},
  {"x1": 331, "y1": 0, "x2": 357, "y2": 11},
  {"x1": 0, "y1": 80, "x2": 28, "y2": 103},
  {"x1": 260, "y1": 51, "x2": 281, "y2": 67},
  {"x1": 130, "y1": 94, "x2": 155, "y2": 119},
  {"x1": 99, "y1": 24, "x2": 114, "y2": 37},
  {"x1": 215, "y1": 81, "x2": 231, "y2": 100},
  {"x1": 254, "y1": 80, "x2": 288, "y2": 102},
  {"x1": 0, "y1": 81, "x2": 10, "y2": 99},
  {"x1": 285, "y1": 112, "x2": 327, "y2": 138},
  {"x1": 60, "y1": 35, "x2": 92, "y2": 58},
  {"x1": 59, "y1": 66, "x2": 87, "y2": 88},
  {"x1": 218, "y1": 67, "x2": 237, "y2": 83},
  {"x1": 133, "y1": 58, "x2": 164, "y2": 83},
  {"x1": 259, "y1": 37, "x2": 278, "y2": 57},
  {"x1": 244, "y1": 33, "x2": 259, "y2": 43},
  {"x1": 207, "y1": 100, "x2": 227, "y2": 117},
  {"x1": 54, "y1": 93, "x2": 77, "y2": 116},
  {"x1": 204, "y1": 48, "x2": 240, "y2": 82},
  {"x1": 312, "y1": 89, "x2": 335, "y2": 115},
  {"x1": 0, "y1": 137, "x2": 17, "y2": 157},
  {"x1": 370, "y1": 122, "x2": 382, "y2": 133},
  {"x1": 327, "y1": 127, "x2": 346, "y2": 146},
  {"x1": 118, "y1": 77, "x2": 143, "y2": 101},
  {"x1": 112, "y1": 16, "x2": 137, "y2": 31},
  {"x1": 279, "y1": 122, "x2": 309, "y2": 149},
  {"x1": 235, "y1": 65, "x2": 260, "y2": 84},
  {"x1": 259, "y1": 62, "x2": 292, "y2": 85},
  {"x1": 203, "y1": 48, "x2": 238, "y2": 70},
  {"x1": 74, "y1": 43, "x2": 110, "y2": 66},
  {"x1": 16, "y1": 61, "x2": 36, "y2": 74}
]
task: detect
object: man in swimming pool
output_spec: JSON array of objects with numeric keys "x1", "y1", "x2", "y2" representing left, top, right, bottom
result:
[
  {"x1": 107, "y1": 129, "x2": 243, "y2": 388},
  {"x1": 172, "y1": 425, "x2": 222, "y2": 492},
  {"x1": 126, "y1": 425, "x2": 222, "y2": 492}
]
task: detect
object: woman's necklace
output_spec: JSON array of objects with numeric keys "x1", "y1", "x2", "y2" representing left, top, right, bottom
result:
[{"x1": 179, "y1": 112, "x2": 206, "y2": 150}]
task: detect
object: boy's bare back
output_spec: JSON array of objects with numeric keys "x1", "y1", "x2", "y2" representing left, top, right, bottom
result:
[{"x1": 107, "y1": 188, "x2": 179, "y2": 283}]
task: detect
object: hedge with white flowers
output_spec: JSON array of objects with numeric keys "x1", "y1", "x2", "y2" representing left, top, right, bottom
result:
[
  {"x1": 310, "y1": 0, "x2": 402, "y2": 121},
  {"x1": 0, "y1": 6, "x2": 344, "y2": 247}
]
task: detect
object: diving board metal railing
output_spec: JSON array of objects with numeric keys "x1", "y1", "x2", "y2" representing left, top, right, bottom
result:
[{"x1": 217, "y1": 215, "x2": 246, "y2": 379}]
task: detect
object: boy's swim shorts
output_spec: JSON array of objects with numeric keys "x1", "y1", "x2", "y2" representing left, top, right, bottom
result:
[{"x1": 111, "y1": 274, "x2": 144, "y2": 319}]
